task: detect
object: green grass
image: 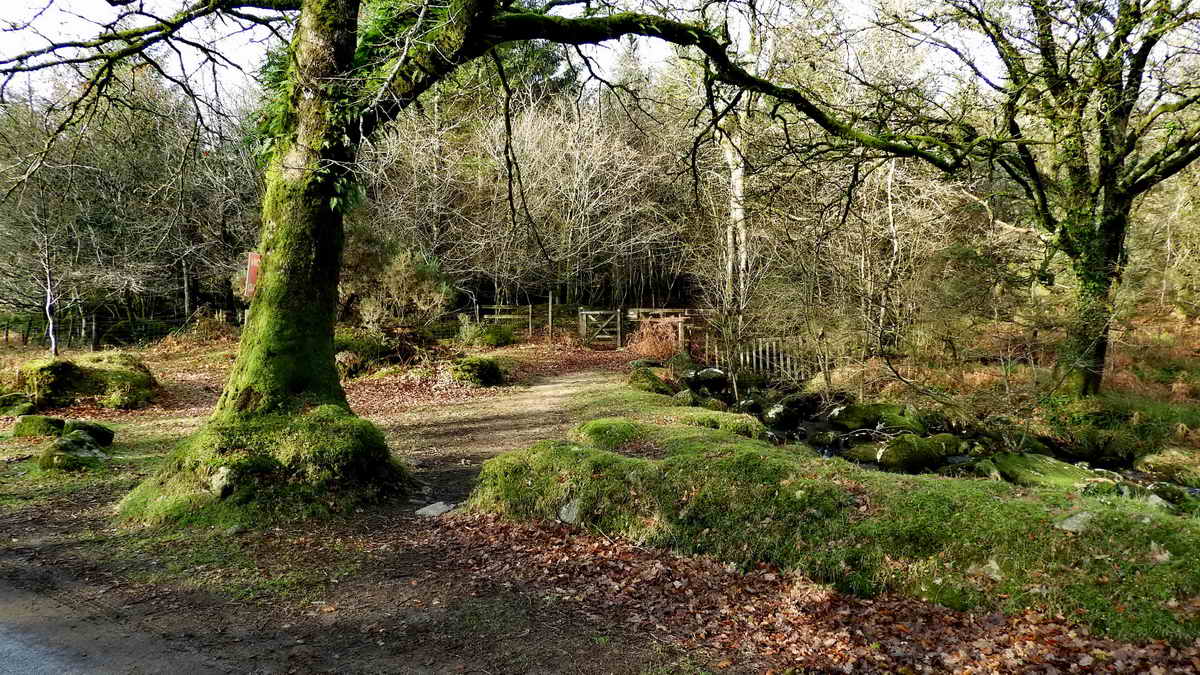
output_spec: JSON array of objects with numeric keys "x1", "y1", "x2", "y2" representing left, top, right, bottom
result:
[{"x1": 473, "y1": 379, "x2": 1200, "y2": 644}]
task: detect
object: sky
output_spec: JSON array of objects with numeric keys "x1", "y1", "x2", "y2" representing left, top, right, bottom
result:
[{"x1": 2, "y1": 0, "x2": 277, "y2": 101}]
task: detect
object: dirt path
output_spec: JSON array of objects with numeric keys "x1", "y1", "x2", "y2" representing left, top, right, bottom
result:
[
  {"x1": 1, "y1": 367, "x2": 684, "y2": 675},
  {"x1": 375, "y1": 370, "x2": 620, "y2": 504}
]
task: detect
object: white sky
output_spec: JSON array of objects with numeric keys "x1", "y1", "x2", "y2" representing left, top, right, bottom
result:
[{"x1": 2, "y1": 0, "x2": 277, "y2": 100}]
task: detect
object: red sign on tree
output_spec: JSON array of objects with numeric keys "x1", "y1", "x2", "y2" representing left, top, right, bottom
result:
[{"x1": 245, "y1": 252, "x2": 261, "y2": 298}]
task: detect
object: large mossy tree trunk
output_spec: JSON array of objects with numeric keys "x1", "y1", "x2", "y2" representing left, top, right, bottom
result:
[
  {"x1": 121, "y1": 0, "x2": 409, "y2": 526},
  {"x1": 213, "y1": 0, "x2": 356, "y2": 420}
]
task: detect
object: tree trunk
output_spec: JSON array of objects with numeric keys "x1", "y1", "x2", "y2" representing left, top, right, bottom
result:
[
  {"x1": 1059, "y1": 202, "x2": 1128, "y2": 397},
  {"x1": 211, "y1": 0, "x2": 359, "y2": 420}
]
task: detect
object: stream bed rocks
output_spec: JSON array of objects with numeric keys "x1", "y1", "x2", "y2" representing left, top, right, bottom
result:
[{"x1": 647, "y1": 359, "x2": 1200, "y2": 513}]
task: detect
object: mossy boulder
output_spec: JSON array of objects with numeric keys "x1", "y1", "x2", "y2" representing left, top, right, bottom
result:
[
  {"x1": 629, "y1": 367, "x2": 676, "y2": 395},
  {"x1": 12, "y1": 415, "x2": 65, "y2": 437},
  {"x1": 0, "y1": 392, "x2": 35, "y2": 417},
  {"x1": 119, "y1": 405, "x2": 411, "y2": 526},
  {"x1": 577, "y1": 418, "x2": 651, "y2": 451},
  {"x1": 1134, "y1": 448, "x2": 1200, "y2": 488},
  {"x1": 63, "y1": 420, "x2": 115, "y2": 447},
  {"x1": 762, "y1": 393, "x2": 822, "y2": 431},
  {"x1": 842, "y1": 433, "x2": 962, "y2": 471},
  {"x1": 684, "y1": 367, "x2": 729, "y2": 393},
  {"x1": 830, "y1": 403, "x2": 925, "y2": 435},
  {"x1": 16, "y1": 353, "x2": 157, "y2": 410},
  {"x1": 672, "y1": 389, "x2": 700, "y2": 406},
  {"x1": 675, "y1": 409, "x2": 768, "y2": 440},
  {"x1": 449, "y1": 356, "x2": 504, "y2": 387},
  {"x1": 38, "y1": 430, "x2": 107, "y2": 471},
  {"x1": 699, "y1": 397, "x2": 730, "y2": 412},
  {"x1": 665, "y1": 353, "x2": 698, "y2": 379},
  {"x1": 987, "y1": 453, "x2": 1098, "y2": 489}
]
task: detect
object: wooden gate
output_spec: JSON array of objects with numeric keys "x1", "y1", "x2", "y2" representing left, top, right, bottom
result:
[{"x1": 578, "y1": 309, "x2": 623, "y2": 346}]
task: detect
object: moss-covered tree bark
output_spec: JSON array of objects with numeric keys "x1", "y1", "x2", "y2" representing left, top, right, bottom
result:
[{"x1": 214, "y1": 0, "x2": 357, "y2": 419}]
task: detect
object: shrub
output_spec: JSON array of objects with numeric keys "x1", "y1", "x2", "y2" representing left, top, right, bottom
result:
[
  {"x1": 627, "y1": 320, "x2": 679, "y2": 360},
  {"x1": 450, "y1": 356, "x2": 505, "y2": 386},
  {"x1": 457, "y1": 315, "x2": 516, "y2": 347}
]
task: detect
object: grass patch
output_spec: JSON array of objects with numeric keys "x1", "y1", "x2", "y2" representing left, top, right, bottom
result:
[{"x1": 476, "y1": 377, "x2": 1200, "y2": 643}]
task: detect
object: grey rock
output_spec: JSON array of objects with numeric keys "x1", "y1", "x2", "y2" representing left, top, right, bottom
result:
[
  {"x1": 1054, "y1": 511, "x2": 1095, "y2": 533},
  {"x1": 209, "y1": 466, "x2": 234, "y2": 499},
  {"x1": 557, "y1": 499, "x2": 582, "y2": 525},
  {"x1": 1144, "y1": 494, "x2": 1172, "y2": 510},
  {"x1": 415, "y1": 501, "x2": 455, "y2": 517},
  {"x1": 225, "y1": 525, "x2": 246, "y2": 536}
]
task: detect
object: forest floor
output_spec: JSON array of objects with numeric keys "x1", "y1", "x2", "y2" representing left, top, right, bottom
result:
[{"x1": 1, "y1": 340, "x2": 1198, "y2": 673}]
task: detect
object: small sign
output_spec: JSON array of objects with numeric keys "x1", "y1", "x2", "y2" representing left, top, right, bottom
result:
[{"x1": 245, "y1": 252, "x2": 261, "y2": 298}]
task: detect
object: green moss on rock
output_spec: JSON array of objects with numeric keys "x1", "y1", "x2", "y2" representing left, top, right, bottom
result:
[
  {"x1": 1135, "y1": 449, "x2": 1200, "y2": 488},
  {"x1": 989, "y1": 452, "x2": 1098, "y2": 489},
  {"x1": 12, "y1": 415, "x2": 65, "y2": 437},
  {"x1": 699, "y1": 397, "x2": 730, "y2": 412},
  {"x1": 119, "y1": 405, "x2": 411, "y2": 527},
  {"x1": 63, "y1": 420, "x2": 115, "y2": 447},
  {"x1": 672, "y1": 389, "x2": 700, "y2": 406},
  {"x1": 17, "y1": 353, "x2": 157, "y2": 410},
  {"x1": 830, "y1": 403, "x2": 925, "y2": 434},
  {"x1": 449, "y1": 356, "x2": 504, "y2": 387},
  {"x1": 629, "y1": 367, "x2": 676, "y2": 395},
  {"x1": 38, "y1": 430, "x2": 106, "y2": 471},
  {"x1": 0, "y1": 392, "x2": 35, "y2": 417},
  {"x1": 674, "y1": 409, "x2": 768, "y2": 440}
]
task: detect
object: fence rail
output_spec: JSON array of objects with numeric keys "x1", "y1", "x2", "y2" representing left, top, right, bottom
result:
[{"x1": 0, "y1": 314, "x2": 192, "y2": 351}]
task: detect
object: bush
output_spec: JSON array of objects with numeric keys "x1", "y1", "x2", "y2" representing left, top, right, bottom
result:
[
  {"x1": 450, "y1": 356, "x2": 505, "y2": 386},
  {"x1": 627, "y1": 320, "x2": 679, "y2": 360},
  {"x1": 457, "y1": 315, "x2": 516, "y2": 347}
]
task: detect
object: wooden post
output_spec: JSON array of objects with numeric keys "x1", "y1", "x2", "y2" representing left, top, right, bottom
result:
[
  {"x1": 616, "y1": 309, "x2": 622, "y2": 347},
  {"x1": 578, "y1": 310, "x2": 586, "y2": 343},
  {"x1": 528, "y1": 303, "x2": 533, "y2": 339},
  {"x1": 91, "y1": 315, "x2": 100, "y2": 351},
  {"x1": 549, "y1": 293, "x2": 554, "y2": 340}
]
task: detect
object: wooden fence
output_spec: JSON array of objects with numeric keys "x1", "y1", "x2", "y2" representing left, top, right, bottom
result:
[{"x1": 708, "y1": 337, "x2": 808, "y2": 381}]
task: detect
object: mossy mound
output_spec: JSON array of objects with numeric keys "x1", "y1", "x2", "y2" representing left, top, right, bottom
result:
[
  {"x1": 830, "y1": 403, "x2": 925, "y2": 434},
  {"x1": 1135, "y1": 449, "x2": 1200, "y2": 488},
  {"x1": 17, "y1": 352, "x2": 157, "y2": 410},
  {"x1": 449, "y1": 357, "x2": 504, "y2": 387},
  {"x1": 672, "y1": 389, "x2": 700, "y2": 406},
  {"x1": 118, "y1": 405, "x2": 411, "y2": 527},
  {"x1": 38, "y1": 430, "x2": 106, "y2": 471},
  {"x1": 12, "y1": 415, "x2": 65, "y2": 437},
  {"x1": 0, "y1": 392, "x2": 35, "y2": 417},
  {"x1": 699, "y1": 397, "x2": 729, "y2": 412},
  {"x1": 673, "y1": 409, "x2": 768, "y2": 440},
  {"x1": 843, "y1": 433, "x2": 963, "y2": 471},
  {"x1": 629, "y1": 367, "x2": 676, "y2": 395},
  {"x1": 665, "y1": 353, "x2": 698, "y2": 379},
  {"x1": 63, "y1": 420, "x2": 115, "y2": 447},
  {"x1": 472, "y1": 424, "x2": 1200, "y2": 643},
  {"x1": 577, "y1": 418, "x2": 652, "y2": 451},
  {"x1": 985, "y1": 452, "x2": 1098, "y2": 489}
]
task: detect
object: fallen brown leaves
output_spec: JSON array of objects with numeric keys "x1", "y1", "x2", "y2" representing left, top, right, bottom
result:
[
  {"x1": 389, "y1": 514, "x2": 1200, "y2": 673},
  {"x1": 500, "y1": 344, "x2": 631, "y2": 381}
]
